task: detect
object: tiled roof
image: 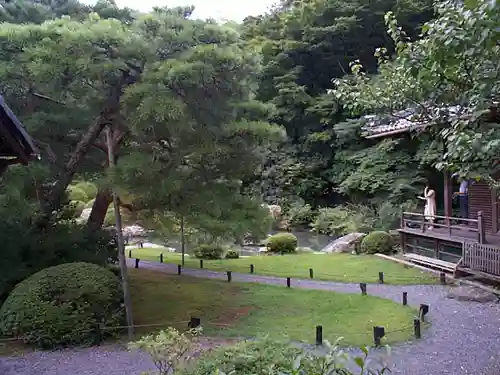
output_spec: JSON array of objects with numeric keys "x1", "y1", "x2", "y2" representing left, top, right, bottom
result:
[{"x1": 361, "y1": 105, "x2": 462, "y2": 138}]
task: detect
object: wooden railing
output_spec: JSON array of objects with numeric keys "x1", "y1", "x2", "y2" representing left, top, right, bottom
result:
[
  {"x1": 463, "y1": 241, "x2": 500, "y2": 276},
  {"x1": 400, "y1": 209, "x2": 485, "y2": 244}
]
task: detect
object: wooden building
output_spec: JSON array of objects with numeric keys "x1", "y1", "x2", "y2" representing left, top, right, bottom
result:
[
  {"x1": 362, "y1": 107, "x2": 500, "y2": 281},
  {"x1": 0, "y1": 94, "x2": 39, "y2": 176}
]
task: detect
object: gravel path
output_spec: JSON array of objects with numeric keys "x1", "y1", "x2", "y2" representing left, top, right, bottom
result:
[{"x1": 2, "y1": 259, "x2": 500, "y2": 375}]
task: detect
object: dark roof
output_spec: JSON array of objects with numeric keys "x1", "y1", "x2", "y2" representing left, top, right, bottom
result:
[{"x1": 0, "y1": 94, "x2": 39, "y2": 164}]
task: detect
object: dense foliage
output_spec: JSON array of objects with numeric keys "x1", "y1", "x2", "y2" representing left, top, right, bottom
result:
[
  {"x1": 0, "y1": 0, "x2": 497, "y2": 357},
  {"x1": 132, "y1": 331, "x2": 390, "y2": 375},
  {"x1": 333, "y1": 0, "x2": 500, "y2": 181},
  {"x1": 193, "y1": 244, "x2": 225, "y2": 260},
  {"x1": 266, "y1": 232, "x2": 298, "y2": 253},
  {"x1": 360, "y1": 231, "x2": 394, "y2": 255},
  {"x1": 0, "y1": 262, "x2": 124, "y2": 348}
]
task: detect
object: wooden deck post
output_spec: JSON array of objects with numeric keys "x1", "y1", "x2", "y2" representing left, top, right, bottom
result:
[
  {"x1": 400, "y1": 206, "x2": 405, "y2": 228},
  {"x1": 478, "y1": 211, "x2": 485, "y2": 244}
]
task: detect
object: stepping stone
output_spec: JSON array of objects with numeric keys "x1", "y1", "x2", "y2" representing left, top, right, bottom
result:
[{"x1": 446, "y1": 285, "x2": 499, "y2": 303}]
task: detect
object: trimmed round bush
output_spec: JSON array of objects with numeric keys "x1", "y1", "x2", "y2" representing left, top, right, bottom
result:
[
  {"x1": 266, "y1": 233, "x2": 298, "y2": 254},
  {"x1": 225, "y1": 250, "x2": 240, "y2": 259},
  {"x1": 103, "y1": 208, "x2": 133, "y2": 226},
  {"x1": 73, "y1": 181, "x2": 98, "y2": 200},
  {"x1": 66, "y1": 185, "x2": 89, "y2": 202},
  {"x1": 360, "y1": 231, "x2": 394, "y2": 255},
  {"x1": 68, "y1": 200, "x2": 85, "y2": 218},
  {"x1": 0, "y1": 262, "x2": 124, "y2": 348},
  {"x1": 194, "y1": 244, "x2": 224, "y2": 260}
]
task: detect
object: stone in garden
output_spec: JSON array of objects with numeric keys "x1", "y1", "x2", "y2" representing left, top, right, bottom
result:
[
  {"x1": 79, "y1": 208, "x2": 92, "y2": 220},
  {"x1": 321, "y1": 233, "x2": 366, "y2": 253},
  {"x1": 446, "y1": 285, "x2": 499, "y2": 303}
]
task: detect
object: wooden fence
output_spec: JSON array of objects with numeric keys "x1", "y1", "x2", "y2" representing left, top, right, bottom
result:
[{"x1": 463, "y1": 241, "x2": 500, "y2": 277}]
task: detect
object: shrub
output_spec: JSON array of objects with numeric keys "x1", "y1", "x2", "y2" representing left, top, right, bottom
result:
[
  {"x1": 67, "y1": 200, "x2": 85, "y2": 218},
  {"x1": 193, "y1": 244, "x2": 224, "y2": 259},
  {"x1": 73, "y1": 181, "x2": 98, "y2": 200},
  {"x1": 182, "y1": 338, "x2": 300, "y2": 375},
  {"x1": 266, "y1": 233, "x2": 298, "y2": 253},
  {"x1": 310, "y1": 206, "x2": 372, "y2": 236},
  {"x1": 181, "y1": 337, "x2": 390, "y2": 375},
  {"x1": 129, "y1": 327, "x2": 202, "y2": 375},
  {"x1": 103, "y1": 207, "x2": 133, "y2": 226},
  {"x1": 0, "y1": 262, "x2": 125, "y2": 348},
  {"x1": 66, "y1": 185, "x2": 89, "y2": 202},
  {"x1": 360, "y1": 231, "x2": 394, "y2": 255},
  {"x1": 225, "y1": 250, "x2": 240, "y2": 259},
  {"x1": 287, "y1": 204, "x2": 318, "y2": 227},
  {"x1": 0, "y1": 220, "x2": 117, "y2": 303}
]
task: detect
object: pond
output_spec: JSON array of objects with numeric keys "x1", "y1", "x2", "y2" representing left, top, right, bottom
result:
[{"x1": 143, "y1": 229, "x2": 335, "y2": 255}]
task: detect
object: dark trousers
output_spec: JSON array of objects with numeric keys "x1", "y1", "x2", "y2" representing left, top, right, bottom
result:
[{"x1": 459, "y1": 195, "x2": 468, "y2": 219}]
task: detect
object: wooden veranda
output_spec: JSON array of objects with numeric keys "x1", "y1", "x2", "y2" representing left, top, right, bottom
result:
[
  {"x1": 361, "y1": 105, "x2": 500, "y2": 282},
  {"x1": 399, "y1": 201, "x2": 500, "y2": 281}
]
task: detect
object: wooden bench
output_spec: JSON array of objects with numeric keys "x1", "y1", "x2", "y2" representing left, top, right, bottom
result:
[{"x1": 403, "y1": 253, "x2": 457, "y2": 273}]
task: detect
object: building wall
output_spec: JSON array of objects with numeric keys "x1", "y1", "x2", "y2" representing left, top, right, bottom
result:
[{"x1": 468, "y1": 181, "x2": 494, "y2": 232}]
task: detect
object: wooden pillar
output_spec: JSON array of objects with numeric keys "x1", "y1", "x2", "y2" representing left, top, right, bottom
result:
[
  {"x1": 443, "y1": 171, "x2": 452, "y2": 224},
  {"x1": 491, "y1": 187, "x2": 498, "y2": 233}
]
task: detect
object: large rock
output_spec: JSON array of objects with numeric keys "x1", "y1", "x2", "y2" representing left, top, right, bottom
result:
[
  {"x1": 322, "y1": 233, "x2": 366, "y2": 253},
  {"x1": 446, "y1": 285, "x2": 499, "y2": 303}
]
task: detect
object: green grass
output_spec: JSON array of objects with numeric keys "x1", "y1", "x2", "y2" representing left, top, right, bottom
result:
[
  {"x1": 130, "y1": 268, "x2": 419, "y2": 347},
  {"x1": 128, "y1": 248, "x2": 437, "y2": 285}
]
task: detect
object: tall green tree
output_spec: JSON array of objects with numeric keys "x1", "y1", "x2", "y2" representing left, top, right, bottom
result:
[
  {"x1": 333, "y1": 0, "x2": 500, "y2": 179},
  {"x1": 241, "y1": 0, "x2": 435, "y2": 205}
]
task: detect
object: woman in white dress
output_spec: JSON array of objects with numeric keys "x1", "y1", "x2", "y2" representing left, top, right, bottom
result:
[{"x1": 418, "y1": 185, "x2": 436, "y2": 230}]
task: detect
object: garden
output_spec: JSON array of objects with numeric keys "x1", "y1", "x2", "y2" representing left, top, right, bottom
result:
[
  {"x1": 0, "y1": 0, "x2": 497, "y2": 373},
  {"x1": 127, "y1": 231, "x2": 437, "y2": 285}
]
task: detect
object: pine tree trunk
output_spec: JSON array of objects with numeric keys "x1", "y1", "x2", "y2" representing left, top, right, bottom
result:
[
  {"x1": 36, "y1": 115, "x2": 109, "y2": 228},
  {"x1": 87, "y1": 187, "x2": 113, "y2": 230},
  {"x1": 34, "y1": 70, "x2": 135, "y2": 229}
]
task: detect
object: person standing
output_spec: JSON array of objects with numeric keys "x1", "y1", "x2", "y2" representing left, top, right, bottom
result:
[{"x1": 418, "y1": 185, "x2": 436, "y2": 230}]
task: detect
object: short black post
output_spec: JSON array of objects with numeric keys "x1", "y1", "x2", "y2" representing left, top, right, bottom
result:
[
  {"x1": 135, "y1": 258, "x2": 140, "y2": 268},
  {"x1": 160, "y1": 253, "x2": 163, "y2": 263},
  {"x1": 177, "y1": 264, "x2": 182, "y2": 275},
  {"x1": 360, "y1": 283, "x2": 367, "y2": 295},
  {"x1": 413, "y1": 319, "x2": 421, "y2": 339},
  {"x1": 200, "y1": 259, "x2": 204, "y2": 269},
  {"x1": 128, "y1": 250, "x2": 132, "y2": 258},
  {"x1": 373, "y1": 326, "x2": 385, "y2": 347},
  {"x1": 286, "y1": 277, "x2": 291, "y2": 288},
  {"x1": 188, "y1": 317, "x2": 201, "y2": 329},
  {"x1": 378, "y1": 272, "x2": 384, "y2": 284},
  {"x1": 309, "y1": 268, "x2": 314, "y2": 279},
  {"x1": 315, "y1": 325, "x2": 323, "y2": 345},
  {"x1": 402, "y1": 292, "x2": 408, "y2": 306},
  {"x1": 227, "y1": 271, "x2": 232, "y2": 282},
  {"x1": 440, "y1": 272, "x2": 446, "y2": 285},
  {"x1": 250, "y1": 264, "x2": 254, "y2": 273}
]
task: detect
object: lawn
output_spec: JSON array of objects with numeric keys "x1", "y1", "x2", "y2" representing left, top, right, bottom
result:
[
  {"x1": 129, "y1": 268, "x2": 418, "y2": 347},
  {"x1": 127, "y1": 248, "x2": 437, "y2": 285}
]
